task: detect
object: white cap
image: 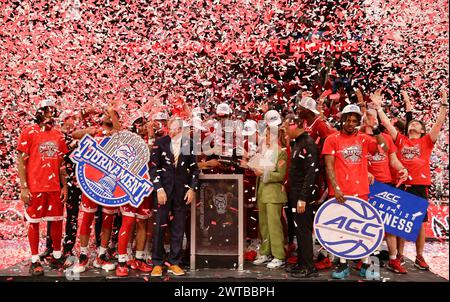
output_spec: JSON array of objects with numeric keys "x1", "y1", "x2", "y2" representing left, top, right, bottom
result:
[
  {"x1": 342, "y1": 104, "x2": 362, "y2": 116},
  {"x1": 216, "y1": 103, "x2": 232, "y2": 116},
  {"x1": 264, "y1": 110, "x2": 282, "y2": 127},
  {"x1": 192, "y1": 117, "x2": 206, "y2": 131},
  {"x1": 39, "y1": 99, "x2": 56, "y2": 109},
  {"x1": 242, "y1": 120, "x2": 257, "y2": 136},
  {"x1": 298, "y1": 97, "x2": 319, "y2": 115},
  {"x1": 152, "y1": 111, "x2": 169, "y2": 121},
  {"x1": 192, "y1": 107, "x2": 205, "y2": 117}
]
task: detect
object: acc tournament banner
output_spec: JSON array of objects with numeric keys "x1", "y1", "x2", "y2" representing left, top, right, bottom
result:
[
  {"x1": 368, "y1": 181, "x2": 429, "y2": 242},
  {"x1": 314, "y1": 197, "x2": 385, "y2": 260},
  {"x1": 71, "y1": 131, "x2": 153, "y2": 208}
]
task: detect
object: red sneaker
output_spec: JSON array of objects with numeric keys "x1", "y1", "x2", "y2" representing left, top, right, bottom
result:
[
  {"x1": 354, "y1": 260, "x2": 363, "y2": 271},
  {"x1": 244, "y1": 250, "x2": 257, "y2": 261},
  {"x1": 129, "y1": 259, "x2": 153, "y2": 273},
  {"x1": 314, "y1": 257, "x2": 332, "y2": 270},
  {"x1": 397, "y1": 254, "x2": 405, "y2": 265},
  {"x1": 415, "y1": 255, "x2": 430, "y2": 270},
  {"x1": 93, "y1": 254, "x2": 116, "y2": 272},
  {"x1": 116, "y1": 263, "x2": 129, "y2": 277},
  {"x1": 287, "y1": 256, "x2": 297, "y2": 264},
  {"x1": 388, "y1": 259, "x2": 407, "y2": 274}
]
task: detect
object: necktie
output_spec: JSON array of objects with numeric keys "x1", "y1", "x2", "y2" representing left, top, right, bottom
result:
[{"x1": 172, "y1": 140, "x2": 180, "y2": 166}]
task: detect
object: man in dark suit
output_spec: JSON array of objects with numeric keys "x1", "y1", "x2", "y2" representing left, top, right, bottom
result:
[
  {"x1": 149, "y1": 118, "x2": 199, "y2": 277},
  {"x1": 282, "y1": 114, "x2": 320, "y2": 278}
]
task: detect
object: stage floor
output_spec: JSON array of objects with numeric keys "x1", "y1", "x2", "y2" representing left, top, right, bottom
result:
[{"x1": 0, "y1": 256, "x2": 446, "y2": 282}]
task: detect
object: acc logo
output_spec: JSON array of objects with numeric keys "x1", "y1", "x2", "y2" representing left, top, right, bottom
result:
[
  {"x1": 71, "y1": 131, "x2": 153, "y2": 208},
  {"x1": 314, "y1": 197, "x2": 384, "y2": 260}
]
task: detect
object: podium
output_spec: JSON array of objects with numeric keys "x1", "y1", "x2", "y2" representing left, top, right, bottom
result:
[{"x1": 190, "y1": 174, "x2": 244, "y2": 271}]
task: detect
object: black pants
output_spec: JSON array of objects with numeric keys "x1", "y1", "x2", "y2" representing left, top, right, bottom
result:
[
  {"x1": 284, "y1": 204, "x2": 296, "y2": 245},
  {"x1": 95, "y1": 207, "x2": 103, "y2": 248},
  {"x1": 152, "y1": 194, "x2": 187, "y2": 266},
  {"x1": 62, "y1": 186, "x2": 81, "y2": 254},
  {"x1": 292, "y1": 203, "x2": 314, "y2": 270},
  {"x1": 45, "y1": 186, "x2": 82, "y2": 253}
]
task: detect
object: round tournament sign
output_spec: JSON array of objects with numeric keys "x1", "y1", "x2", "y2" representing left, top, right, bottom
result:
[
  {"x1": 71, "y1": 131, "x2": 153, "y2": 208},
  {"x1": 314, "y1": 196, "x2": 385, "y2": 260}
]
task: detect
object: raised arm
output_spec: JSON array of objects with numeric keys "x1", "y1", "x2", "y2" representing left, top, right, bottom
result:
[
  {"x1": 370, "y1": 90, "x2": 398, "y2": 141},
  {"x1": 402, "y1": 91, "x2": 413, "y2": 134},
  {"x1": 429, "y1": 89, "x2": 448, "y2": 143}
]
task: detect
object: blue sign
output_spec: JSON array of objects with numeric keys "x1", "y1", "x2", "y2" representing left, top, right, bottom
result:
[
  {"x1": 314, "y1": 197, "x2": 385, "y2": 260},
  {"x1": 369, "y1": 181, "x2": 428, "y2": 242},
  {"x1": 71, "y1": 131, "x2": 153, "y2": 208}
]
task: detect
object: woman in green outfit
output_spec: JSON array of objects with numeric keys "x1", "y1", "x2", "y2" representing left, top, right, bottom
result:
[{"x1": 250, "y1": 110, "x2": 288, "y2": 269}]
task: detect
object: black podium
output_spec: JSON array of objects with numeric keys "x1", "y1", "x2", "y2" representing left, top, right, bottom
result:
[{"x1": 190, "y1": 174, "x2": 244, "y2": 271}]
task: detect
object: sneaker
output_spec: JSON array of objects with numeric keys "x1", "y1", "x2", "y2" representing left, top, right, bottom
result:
[
  {"x1": 151, "y1": 265, "x2": 163, "y2": 277},
  {"x1": 266, "y1": 258, "x2": 285, "y2": 269},
  {"x1": 244, "y1": 250, "x2": 257, "y2": 261},
  {"x1": 286, "y1": 263, "x2": 302, "y2": 274},
  {"x1": 168, "y1": 264, "x2": 185, "y2": 276},
  {"x1": 314, "y1": 252, "x2": 326, "y2": 263},
  {"x1": 93, "y1": 254, "x2": 116, "y2": 272},
  {"x1": 360, "y1": 263, "x2": 380, "y2": 280},
  {"x1": 397, "y1": 254, "x2": 405, "y2": 266},
  {"x1": 115, "y1": 262, "x2": 129, "y2": 277},
  {"x1": 72, "y1": 254, "x2": 89, "y2": 273},
  {"x1": 314, "y1": 257, "x2": 332, "y2": 270},
  {"x1": 286, "y1": 256, "x2": 298, "y2": 264},
  {"x1": 129, "y1": 259, "x2": 153, "y2": 273},
  {"x1": 108, "y1": 247, "x2": 118, "y2": 260},
  {"x1": 39, "y1": 247, "x2": 53, "y2": 262},
  {"x1": 291, "y1": 267, "x2": 319, "y2": 279},
  {"x1": 387, "y1": 259, "x2": 407, "y2": 274},
  {"x1": 331, "y1": 263, "x2": 350, "y2": 279},
  {"x1": 354, "y1": 260, "x2": 363, "y2": 271},
  {"x1": 415, "y1": 255, "x2": 430, "y2": 270},
  {"x1": 49, "y1": 256, "x2": 65, "y2": 270},
  {"x1": 252, "y1": 255, "x2": 272, "y2": 266},
  {"x1": 29, "y1": 262, "x2": 44, "y2": 277}
]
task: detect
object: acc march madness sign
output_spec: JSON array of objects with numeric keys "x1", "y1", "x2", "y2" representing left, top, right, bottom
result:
[
  {"x1": 369, "y1": 181, "x2": 428, "y2": 242},
  {"x1": 314, "y1": 197, "x2": 384, "y2": 260},
  {"x1": 71, "y1": 131, "x2": 153, "y2": 208}
]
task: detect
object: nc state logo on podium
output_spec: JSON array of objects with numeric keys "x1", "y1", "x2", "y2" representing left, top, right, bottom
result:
[{"x1": 71, "y1": 131, "x2": 153, "y2": 208}]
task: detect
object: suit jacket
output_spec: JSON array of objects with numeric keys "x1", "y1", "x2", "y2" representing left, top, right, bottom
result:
[
  {"x1": 149, "y1": 135, "x2": 199, "y2": 200},
  {"x1": 288, "y1": 131, "x2": 319, "y2": 207},
  {"x1": 256, "y1": 148, "x2": 288, "y2": 204}
]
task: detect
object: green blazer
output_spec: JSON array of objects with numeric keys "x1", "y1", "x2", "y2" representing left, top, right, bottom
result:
[{"x1": 256, "y1": 148, "x2": 288, "y2": 204}]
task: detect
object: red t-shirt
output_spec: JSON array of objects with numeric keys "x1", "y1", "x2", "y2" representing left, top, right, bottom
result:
[
  {"x1": 322, "y1": 131, "x2": 378, "y2": 197},
  {"x1": 304, "y1": 117, "x2": 336, "y2": 150},
  {"x1": 17, "y1": 125, "x2": 69, "y2": 193},
  {"x1": 395, "y1": 133, "x2": 434, "y2": 186},
  {"x1": 367, "y1": 133, "x2": 397, "y2": 184}
]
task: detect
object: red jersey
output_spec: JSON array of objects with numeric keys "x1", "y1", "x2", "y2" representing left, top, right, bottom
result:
[
  {"x1": 17, "y1": 125, "x2": 69, "y2": 193},
  {"x1": 367, "y1": 133, "x2": 397, "y2": 184},
  {"x1": 322, "y1": 131, "x2": 378, "y2": 197},
  {"x1": 304, "y1": 117, "x2": 336, "y2": 150},
  {"x1": 395, "y1": 133, "x2": 434, "y2": 186}
]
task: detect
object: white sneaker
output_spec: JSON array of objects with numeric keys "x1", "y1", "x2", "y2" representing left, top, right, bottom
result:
[
  {"x1": 266, "y1": 258, "x2": 285, "y2": 269},
  {"x1": 93, "y1": 256, "x2": 116, "y2": 272},
  {"x1": 253, "y1": 255, "x2": 272, "y2": 265}
]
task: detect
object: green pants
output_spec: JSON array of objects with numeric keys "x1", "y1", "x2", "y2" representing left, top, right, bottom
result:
[{"x1": 258, "y1": 202, "x2": 285, "y2": 260}]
